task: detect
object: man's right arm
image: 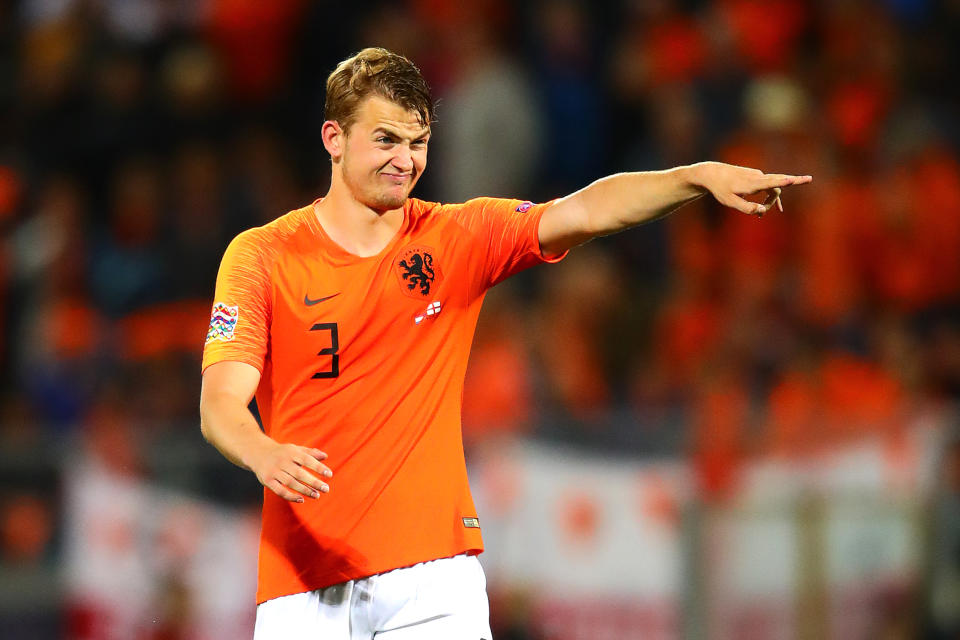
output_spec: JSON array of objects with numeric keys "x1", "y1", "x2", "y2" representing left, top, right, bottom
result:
[{"x1": 200, "y1": 360, "x2": 332, "y2": 502}]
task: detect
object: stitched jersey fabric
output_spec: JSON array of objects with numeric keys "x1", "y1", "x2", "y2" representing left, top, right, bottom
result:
[{"x1": 202, "y1": 196, "x2": 564, "y2": 604}]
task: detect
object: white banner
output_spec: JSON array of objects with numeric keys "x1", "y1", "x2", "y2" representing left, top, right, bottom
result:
[
  {"x1": 471, "y1": 441, "x2": 690, "y2": 639},
  {"x1": 63, "y1": 460, "x2": 258, "y2": 640}
]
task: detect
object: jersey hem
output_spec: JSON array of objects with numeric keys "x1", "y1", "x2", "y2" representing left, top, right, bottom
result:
[
  {"x1": 201, "y1": 352, "x2": 265, "y2": 376},
  {"x1": 254, "y1": 543, "x2": 485, "y2": 605},
  {"x1": 531, "y1": 200, "x2": 569, "y2": 264}
]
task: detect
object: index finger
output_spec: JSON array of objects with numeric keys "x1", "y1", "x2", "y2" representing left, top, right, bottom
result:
[
  {"x1": 299, "y1": 449, "x2": 334, "y2": 478},
  {"x1": 762, "y1": 174, "x2": 813, "y2": 188}
]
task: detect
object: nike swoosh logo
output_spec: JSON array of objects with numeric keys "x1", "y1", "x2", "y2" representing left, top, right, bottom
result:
[{"x1": 304, "y1": 293, "x2": 340, "y2": 306}]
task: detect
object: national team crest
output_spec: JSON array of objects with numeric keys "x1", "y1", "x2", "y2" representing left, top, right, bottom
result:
[
  {"x1": 206, "y1": 302, "x2": 239, "y2": 343},
  {"x1": 394, "y1": 245, "x2": 443, "y2": 298}
]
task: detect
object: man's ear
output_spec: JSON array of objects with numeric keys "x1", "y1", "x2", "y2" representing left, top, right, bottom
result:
[{"x1": 321, "y1": 120, "x2": 345, "y2": 160}]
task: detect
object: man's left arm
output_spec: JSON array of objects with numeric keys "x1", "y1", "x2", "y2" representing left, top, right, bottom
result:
[{"x1": 538, "y1": 161, "x2": 813, "y2": 256}]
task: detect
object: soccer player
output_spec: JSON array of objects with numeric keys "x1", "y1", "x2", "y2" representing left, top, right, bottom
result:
[{"x1": 199, "y1": 47, "x2": 811, "y2": 639}]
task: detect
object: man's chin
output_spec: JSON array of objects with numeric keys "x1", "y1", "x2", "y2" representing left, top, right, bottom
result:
[{"x1": 367, "y1": 191, "x2": 408, "y2": 212}]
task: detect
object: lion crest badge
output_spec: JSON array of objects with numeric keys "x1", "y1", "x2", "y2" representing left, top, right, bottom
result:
[{"x1": 394, "y1": 245, "x2": 443, "y2": 298}]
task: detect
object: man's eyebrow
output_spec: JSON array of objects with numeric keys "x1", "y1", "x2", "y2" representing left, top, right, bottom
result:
[{"x1": 372, "y1": 126, "x2": 431, "y2": 140}]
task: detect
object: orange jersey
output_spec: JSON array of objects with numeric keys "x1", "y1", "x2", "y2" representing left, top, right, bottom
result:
[{"x1": 202, "y1": 196, "x2": 564, "y2": 604}]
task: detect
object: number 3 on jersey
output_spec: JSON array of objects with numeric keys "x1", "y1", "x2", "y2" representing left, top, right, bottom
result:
[{"x1": 310, "y1": 322, "x2": 339, "y2": 379}]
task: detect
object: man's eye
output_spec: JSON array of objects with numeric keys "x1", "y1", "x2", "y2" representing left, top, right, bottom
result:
[{"x1": 377, "y1": 137, "x2": 392, "y2": 144}]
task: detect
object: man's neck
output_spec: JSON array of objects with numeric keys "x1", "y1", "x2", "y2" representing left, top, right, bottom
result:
[{"x1": 314, "y1": 183, "x2": 405, "y2": 258}]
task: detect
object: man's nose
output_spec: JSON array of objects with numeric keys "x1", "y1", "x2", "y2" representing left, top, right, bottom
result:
[{"x1": 392, "y1": 145, "x2": 414, "y2": 171}]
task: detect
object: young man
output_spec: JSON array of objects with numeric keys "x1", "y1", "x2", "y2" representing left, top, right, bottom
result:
[{"x1": 199, "y1": 47, "x2": 811, "y2": 639}]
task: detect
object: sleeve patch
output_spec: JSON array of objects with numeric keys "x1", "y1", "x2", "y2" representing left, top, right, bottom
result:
[
  {"x1": 515, "y1": 201, "x2": 534, "y2": 212},
  {"x1": 206, "y1": 302, "x2": 239, "y2": 343}
]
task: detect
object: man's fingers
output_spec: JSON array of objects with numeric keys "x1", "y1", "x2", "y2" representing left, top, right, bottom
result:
[
  {"x1": 760, "y1": 174, "x2": 794, "y2": 188},
  {"x1": 759, "y1": 173, "x2": 812, "y2": 189},
  {"x1": 761, "y1": 187, "x2": 781, "y2": 211},
  {"x1": 298, "y1": 452, "x2": 334, "y2": 478},
  {"x1": 287, "y1": 465, "x2": 330, "y2": 495},
  {"x1": 712, "y1": 167, "x2": 811, "y2": 216},
  {"x1": 267, "y1": 478, "x2": 305, "y2": 503},
  {"x1": 771, "y1": 186, "x2": 784, "y2": 212},
  {"x1": 722, "y1": 193, "x2": 764, "y2": 215},
  {"x1": 281, "y1": 470, "x2": 327, "y2": 498},
  {"x1": 741, "y1": 174, "x2": 812, "y2": 196},
  {"x1": 254, "y1": 443, "x2": 333, "y2": 501}
]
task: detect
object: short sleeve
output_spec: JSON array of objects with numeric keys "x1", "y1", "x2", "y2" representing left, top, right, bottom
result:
[
  {"x1": 441, "y1": 197, "x2": 567, "y2": 290},
  {"x1": 201, "y1": 229, "x2": 272, "y2": 374}
]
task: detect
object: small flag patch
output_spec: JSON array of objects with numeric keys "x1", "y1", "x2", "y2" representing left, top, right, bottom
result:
[
  {"x1": 206, "y1": 302, "x2": 238, "y2": 343},
  {"x1": 515, "y1": 201, "x2": 533, "y2": 213},
  {"x1": 414, "y1": 301, "x2": 442, "y2": 325},
  {"x1": 462, "y1": 517, "x2": 480, "y2": 528}
]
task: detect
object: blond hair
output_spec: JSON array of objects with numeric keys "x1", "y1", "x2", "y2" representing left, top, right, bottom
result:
[{"x1": 324, "y1": 48, "x2": 433, "y2": 132}]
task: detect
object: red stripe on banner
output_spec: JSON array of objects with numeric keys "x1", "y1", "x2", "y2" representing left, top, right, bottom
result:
[{"x1": 532, "y1": 595, "x2": 679, "y2": 640}]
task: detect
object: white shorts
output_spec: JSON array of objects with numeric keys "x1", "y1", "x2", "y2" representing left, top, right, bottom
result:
[{"x1": 253, "y1": 554, "x2": 492, "y2": 640}]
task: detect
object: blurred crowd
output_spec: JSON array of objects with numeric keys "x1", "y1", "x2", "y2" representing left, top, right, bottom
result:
[{"x1": 1, "y1": 0, "x2": 960, "y2": 638}]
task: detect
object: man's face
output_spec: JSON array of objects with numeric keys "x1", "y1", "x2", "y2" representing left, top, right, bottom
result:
[{"x1": 338, "y1": 95, "x2": 430, "y2": 212}]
